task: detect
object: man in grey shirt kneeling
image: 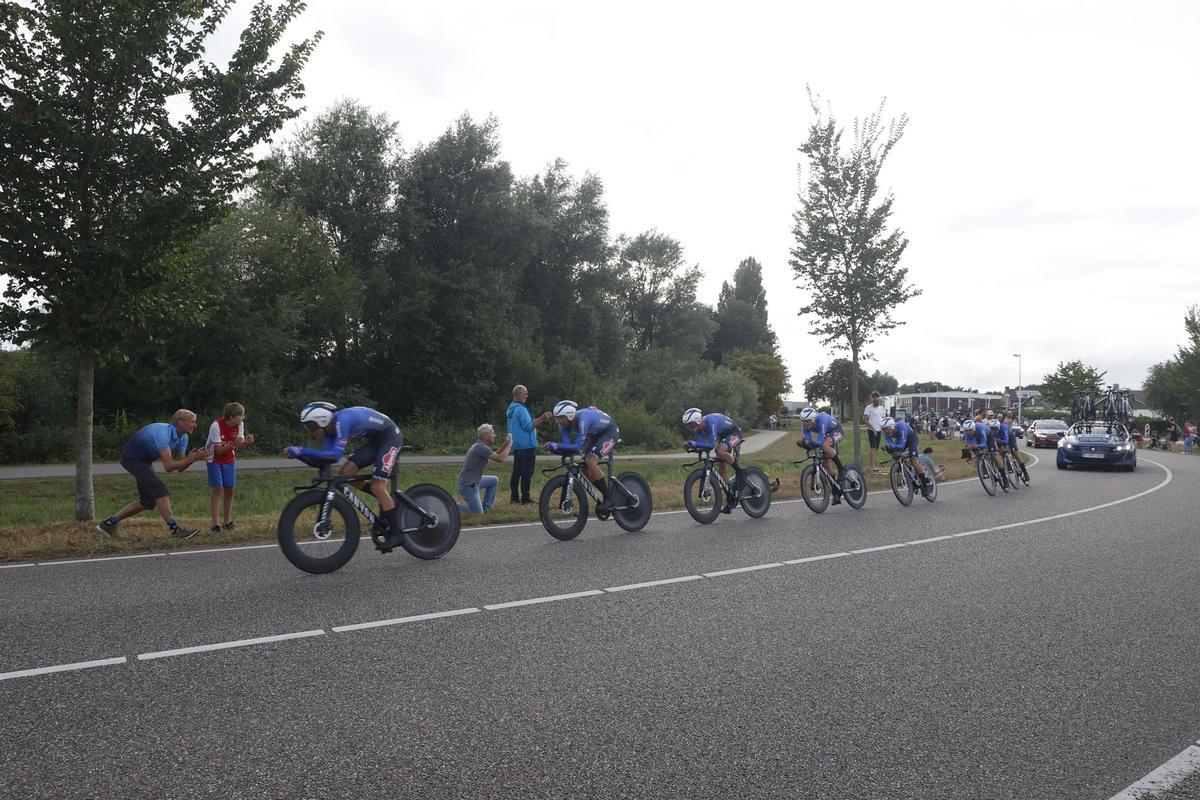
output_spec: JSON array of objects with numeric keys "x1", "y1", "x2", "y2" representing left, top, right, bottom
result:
[{"x1": 457, "y1": 424, "x2": 512, "y2": 513}]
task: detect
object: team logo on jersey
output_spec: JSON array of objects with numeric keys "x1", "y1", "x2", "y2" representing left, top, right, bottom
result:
[
  {"x1": 726, "y1": 435, "x2": 741, "y2": 448},
  {"x1": 381, "y1": 446, "x2": 398, "y2": 475},
  {"x1": 600, "y1": 439, "x2": 615, "y2": 456}
]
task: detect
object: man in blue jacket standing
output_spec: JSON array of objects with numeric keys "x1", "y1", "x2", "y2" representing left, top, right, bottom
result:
[{"x1": 507, "y1": 384, "x2": 552, "y2": 504}]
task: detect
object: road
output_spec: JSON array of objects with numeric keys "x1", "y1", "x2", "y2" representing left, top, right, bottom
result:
[
  {"x1": 0, "y1": 430, "x2": 789, "y2": 480},
  {"x1": 2, "y1": 449, "x2": 1197, "y2": 799}
]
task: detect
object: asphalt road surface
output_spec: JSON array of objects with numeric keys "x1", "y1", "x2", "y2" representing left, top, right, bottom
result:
[{"x1": 2, "y1": 450, "x2": 1197, "y2": 799}]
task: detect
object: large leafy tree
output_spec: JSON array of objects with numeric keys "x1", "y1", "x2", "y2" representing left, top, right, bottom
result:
[
  {"x1": 1039, "y1": 359, "x2": 1107, "y2": 409},
  {"x1": 790, "y1": 92, "x2": 919, "y2": 464},
  {"x1": 0, "y1": 0, "x2": 320, "y2": 519},
  {"x1": 867, "y1": 369, "x2": 899, "y2": 395},
  {"x1": 708, "y1": 257, "x2": 777, "y2": 362},
  {"x1": 1144, "y1": 305, "x2": 1200, "y2": 419},
  {"x1": 617, "y1": 231, "x2": 714, "y2": 353},
  {"x1": 726, "y1": 351, "x2": 791, "y2": 423},
  {"x1": 804, "y1": 359, "x2": 871, "y2": 420}
]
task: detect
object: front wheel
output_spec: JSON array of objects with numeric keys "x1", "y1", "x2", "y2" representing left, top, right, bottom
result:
[
  {"x1": 738, "y1": 467, "x2": 772, "y2": 519},
  {"x1": 1003, "y1": 457, "x2": 1021, "y2": 491},
  {"x1": 977, "y1": 457, "x2": 998, "y2": 495},
  {"x1": 539, "y1": 474, "x2": 588, "y2": 540},
  {"x1": 889, "y1": 460, "x2": 913, "y2": 506},
  {"x1": 397, "y1": 484, "x2": 460, "y2": 559},
  {"x1": 612, "y1": 472, "x2": 653, "y2": 532},
  {"x1": 843, "y1": 465, "x2": 868, "y2": 509},
  {"x1": 800, "y1": 464, "x2": 830, "y2": 514},
  {"x1": 277, "y1": 490, "x2": 361, "y2": 574},
  {"x1": 683, "y1": 468, "x2": 721, "y2": 524}
]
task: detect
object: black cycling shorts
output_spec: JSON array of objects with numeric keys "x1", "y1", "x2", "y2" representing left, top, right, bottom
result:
[
  {"x1": 121, "y1": 458, "x2": 169, "y2": 510},
  {"x1": 868, "y1": 429, "x2": 882, "y2": 448},
  {"x1": 584, "y1": 424, "x2": 620, "y2": 459},
  {"x1": 348, "y1": 426, "x2": 404, "y2": 480}
]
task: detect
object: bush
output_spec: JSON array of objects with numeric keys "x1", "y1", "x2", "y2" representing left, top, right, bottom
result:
[{"x1": 604, "y1": 399, "x2": 676, "y2": 453}]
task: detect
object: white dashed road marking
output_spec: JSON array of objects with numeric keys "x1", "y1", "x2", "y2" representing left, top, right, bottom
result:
[
  {"x1": 136, "y1": 629, "x2": 326, "y2": 661},
  {"x1": 332, "y1": 607, "x2": 479, "y2": 633},
  {"x1": 0, "y1": 656, "x2": 127, "y2": 681},
  {"x1": 1109, "y1": 738, "x2": 1200, "y2": 799}
]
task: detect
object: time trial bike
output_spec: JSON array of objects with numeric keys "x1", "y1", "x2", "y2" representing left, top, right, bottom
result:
[
  {"x1": 277, "y1": 453, "x2": 460, "y2": 574},
  {"x1": 794, "y1": 445, "x2": 867, "y2": 513},
  {"x1": 538, "y1": 450, "x2": 652, "y2": 539},
  {"x1": 681, "y1": 447, "x2": 772, "y2": 523},
  {"x1": 881, "y1": 449, "x2": 936, "y2": 506}
]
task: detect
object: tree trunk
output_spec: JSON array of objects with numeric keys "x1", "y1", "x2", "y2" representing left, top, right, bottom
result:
[
  {"x1": 74, "y1": 349, "x2": 96, "y2": 521},
  {"x1": 849, "y1": 350, "x2": 862, "y2": 467}
]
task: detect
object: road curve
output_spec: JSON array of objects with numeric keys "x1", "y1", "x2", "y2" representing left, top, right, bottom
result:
[{"x1": 1, "y1": 450, "x2": 1196, "y2": 799}]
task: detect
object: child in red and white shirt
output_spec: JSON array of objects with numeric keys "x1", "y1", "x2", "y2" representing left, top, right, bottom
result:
[{"x1": 206, "y1": 402, "x2": 255, "y2": 533}]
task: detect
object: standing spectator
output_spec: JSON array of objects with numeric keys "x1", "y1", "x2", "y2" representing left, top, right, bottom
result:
[
  {"x1": 96, "y1": 410, "x2": 207, "y2": 539},
  {"x1": 457, "y1": 424, "x2": 512, "y2": 513},
  {"x1": 1184, "y1": 420, "x2": 1195, "y2": 454},
  {"x1": 205, "y1": 402, "x2": 255, "y2": 533},
  {"x1": 863, "y1": 392, "x2": 887, "y2": 473},
  {"x1": 1168, "y1": 417, "x2": 1181, "y2": 451},
  {"x1": 506, "y1": 385, "x2": 552, "y2": 505}
]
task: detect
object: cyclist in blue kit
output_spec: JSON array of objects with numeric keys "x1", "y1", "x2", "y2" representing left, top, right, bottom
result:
[
  {"x1": 284, "y1": 402, "x2": 407, "y2": 550},
  {"x1": 882, "y1": 416, "x2": 930, "y2": 488},
  {"x1": 682, "y1": 408, "x2": 745, "y2": 513},
  {"x1": 797, "y1": 407, "x2": 848, "y2": 503},
  {"x1": 545, "y1": 401, "x2": 620, "y2": 513}
]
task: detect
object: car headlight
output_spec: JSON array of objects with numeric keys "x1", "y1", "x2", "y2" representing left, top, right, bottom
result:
[{"x1": 1063, "y1": 442, "x2": 1076, "y2": 450}]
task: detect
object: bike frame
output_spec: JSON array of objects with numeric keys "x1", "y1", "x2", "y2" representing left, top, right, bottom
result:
[
  {"x1": 793, "y1": 450, "x2": 845, "y2": 496},
  {"x1": 294, "y1": 463, "x2": 436, "y2": 538},
  {"x1": 682, "y1": 448, "x2": 749, "y2": 499},
  {"x1": 542, "y1": 453, "x2": 637, "y2": 508}
]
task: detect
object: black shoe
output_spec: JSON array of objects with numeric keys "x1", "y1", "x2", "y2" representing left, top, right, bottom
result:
[
  {"x1": 171, "y1": 527, "x2": 200, "y2": 540},
  {"x1": 222, "y1": 521, "x2": 235, "y2": 531},
  {"x1": 721, "y1": 502, "x2": 735, "y2": 514},
  {"x1": 596, "y1": 498, "x2": 615, "y2": 514},
  {"x1": 210, "y1": 525, "x2": 222, "y2": 534},
  {"x1": 520, "y1": 498, "x2": 534, "y2": 506},
  {"x1": 509, "y1": 497, "x2": 521, "y2": 504},
  {"x1": 831, "y1": 496, "x2": 842, "y2": 506},
  {"x1": 96, "y1": 520, "x2": 117, "y2": 536}
]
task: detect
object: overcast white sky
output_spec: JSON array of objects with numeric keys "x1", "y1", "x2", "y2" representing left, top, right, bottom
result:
[{"x1": 212, "y1": 0, "x2": 1200, "y2": 395}]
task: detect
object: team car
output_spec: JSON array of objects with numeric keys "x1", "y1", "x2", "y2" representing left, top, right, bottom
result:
[{"x1": 1056, "y1": 421, "x2": 1137, "y2": 471}]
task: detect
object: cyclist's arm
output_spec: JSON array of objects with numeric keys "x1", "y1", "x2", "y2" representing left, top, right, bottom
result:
[{"x1": 291, "y1": 434, "x2": 348, "y2": 462}]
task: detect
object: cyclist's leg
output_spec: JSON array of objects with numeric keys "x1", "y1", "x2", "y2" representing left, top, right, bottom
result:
[
  {"x1": 713, "y1": 440, "x2": 733, "y2": 484},
  {"x1": 823, "y1": 433, "x2": 845, "y2": 480}
]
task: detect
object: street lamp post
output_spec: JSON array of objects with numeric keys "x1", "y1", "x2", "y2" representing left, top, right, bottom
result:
[{"x1": 1013, "y1": 353, "x2": 1022, "y2": 423}]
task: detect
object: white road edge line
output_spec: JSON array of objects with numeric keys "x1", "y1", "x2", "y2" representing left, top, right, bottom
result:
[
  {"x1": 783, "y1": 552, "x2": 851, "y2": 564},
  {"x1": 850, "y1": 543, "x2": 908, "y2": 554},
  {"x1": 0, "y1": 656, "x2": 127, "y2": 682},
  {"x1": 7, "y1": 452, "x2": 1042, "y2": 569},
  {"x1": 1109, "y1": 739, "x2": 1200, "y2": 800},
  {"x1": 905, "y1": 535, "x2": 956, "y2": 545},
  {"x1": 484, "y1": 590, "x2": 604, "y2": 611},
  {"x1": 137, "y1": 629, "x2": 326, "y2": 661},
  {"x1": 38, "y1": 553, "x2": 167, "y2": 566},
  {"x1": 333, "y1": 607, "x2": 479, "y2": 633},
  {"x1": 703, "y1": 563, "x2": 783, "y2": 578},
  {"x1": 605, "y1": 575, "x2": 704, "y2": 593}
]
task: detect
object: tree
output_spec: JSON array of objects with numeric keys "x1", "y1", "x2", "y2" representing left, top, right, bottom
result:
[
  {"x1": 803, "y1": 359, "x2": 871, "y2": 420},
  {"x1": 708, "y1": 257, "x2": 777, "y2": 362},
  {"x1": 726, "y1": 351, "x2": 791, "y2": 423},
  {"x1": 0, "y1": 0, "x2": 320, "y2": 519},
  {"x1": 1039, "y1": 360, "x2": 1107, "y2": 409},
  {"x1": 617, "y1": 231, "x2": 713, "y2": 353},
  {"x1": 898, "y1": 380, "x2": 959, "y2": 394},
  {"x1": 867, "y1": 369, "x2": 898, "y2": 395},
  {"x1": 790, "y1": 91, "x2": 919, "y2": 465},
  {"x1": 1144, "y1": 305, "x2": 1200, "y2": 419}
]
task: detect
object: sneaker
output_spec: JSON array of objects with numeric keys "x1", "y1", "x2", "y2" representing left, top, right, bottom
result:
[
  {"x1": 171, "y1": 527, "x2": 200, "y2": 540},
  {"x1": 222, "y1": 521, "x2": 235, "y2": 531},
  {"x1": 210, "y1": 525, "x2": 222, "y2": 534},
  {"x1": 96, "y1": 520, "x2": 117, "y2": 536}
]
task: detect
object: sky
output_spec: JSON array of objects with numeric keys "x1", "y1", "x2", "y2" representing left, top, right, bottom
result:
[{"x1": 205, "y1": 0, "x2": 1200, "y2": 396}]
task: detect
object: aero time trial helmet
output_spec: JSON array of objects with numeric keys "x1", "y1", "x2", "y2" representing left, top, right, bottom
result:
[
  {"x1": 882, "y1": 417, "x2": 896, "y2": 430},
  {"x1": 300, "y1": 401, "x2": 337, "y2": 432},
  {"x1": 681, "y1": 407, "x2": 703, "y2": 426},
  {"x1": 987, "y1": 418, "x2": 1001, "y2": 429},
  {"x1": 961, "y1": 420, "x2": 975, "y2": 433},
  {"x1": 553, "y1": 400, "x2": 578, "y2": 421},
  {"x1": 799, "y1": 407, "x2": 817, "y2": 422}
]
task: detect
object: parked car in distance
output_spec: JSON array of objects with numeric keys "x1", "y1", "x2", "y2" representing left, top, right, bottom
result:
[
  {"x1": 1026, "y1": 419, "x2": 1068, "y2": 448},
  {"x1": 1056, "y1": 421, "x2": 1137, "y2": 471}
]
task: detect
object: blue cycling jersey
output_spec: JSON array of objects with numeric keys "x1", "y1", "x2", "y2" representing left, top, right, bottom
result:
[
  {"x1": 686, "y1": 413, "x2": 740, "y2": 449},
  {"x1": 294, "y1": 406, "x2": 398, "y2": 461},
  {"x1": 885, "y1": 421, "x2": 915, "y2": 452},
  {"x1": 122, "y1": 423, "x2": 188, "y2": 463},
  {"x1": 995, "y1": 423, "x2": 1010, "y2": 445},
  {"x1": 549, "y1": 406, "x2": 614, "y2": 454},
  {"x1": 963, "y1": 421, "x2": 988, "y2": 447},
  {"x1": 804, "y1": 412, "x2": 843, "y2": 446}
]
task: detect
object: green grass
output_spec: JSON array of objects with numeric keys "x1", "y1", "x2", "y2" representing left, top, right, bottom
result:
[{"x1": 0, "y1": 434, "x2": 998, "y2": 562}]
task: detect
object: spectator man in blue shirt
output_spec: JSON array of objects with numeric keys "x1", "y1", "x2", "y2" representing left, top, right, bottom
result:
[
  {"x1": 96, "y1": 409, "x2": 208, "y2": 539},
  {"x1": 506, "y1": 384, "x2": 552, "y2": 505}
]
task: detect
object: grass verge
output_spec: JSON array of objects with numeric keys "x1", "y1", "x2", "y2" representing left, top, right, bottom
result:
[{"x1": 0, "y1": 437, "x2": 1012, "y2": 562}]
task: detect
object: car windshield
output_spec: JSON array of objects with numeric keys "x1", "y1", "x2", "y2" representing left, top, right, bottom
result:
[
  {"x1": 1038, "y1": 420, "x2": 1067, "y2": 430},
  {"x1": 1070, "y1": 423, "x2": 1128, "y2": 438}
]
